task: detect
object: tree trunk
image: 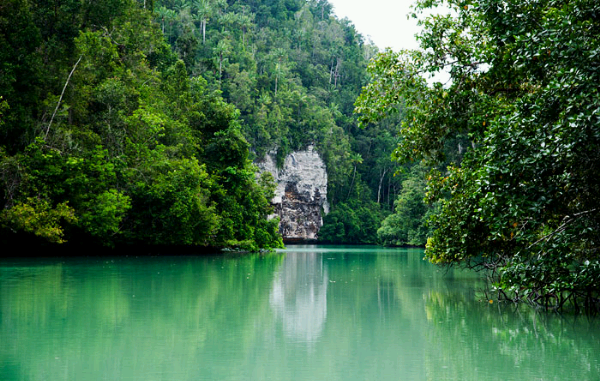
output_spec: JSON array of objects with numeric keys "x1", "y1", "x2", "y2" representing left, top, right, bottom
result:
[
  {"x1": 377, "y1": 167, "x2": 387, "y2": 204},
  {"x1": 334, "y1": 58, "x2": 340, "y2": 87},
  {"x1": 46, "y1": 55, "x2": 83, "y2": 140},
  {"x1": 329, "y1": 57, "x2": 335, "y2": 84},
  {"x1": 275, "y1": 60, "x2": 280, "y2": 97}
]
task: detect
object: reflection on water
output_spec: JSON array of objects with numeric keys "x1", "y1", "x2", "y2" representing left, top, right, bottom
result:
[
  {"x1": 270, "y1": 251, "x2": 328, "y2": 344},
  {"x1": 1, "y1": 246, "x2": 599, "y2": 381}
]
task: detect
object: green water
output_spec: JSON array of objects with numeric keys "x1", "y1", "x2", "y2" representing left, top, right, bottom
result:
[{"x1": 1, "y1": 245, "x2": 598, "y2": 381}]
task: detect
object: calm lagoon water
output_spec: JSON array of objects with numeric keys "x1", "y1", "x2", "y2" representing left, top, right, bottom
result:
[{"x1": 1, "y1": 245, "x2": 599, "y2": 380}]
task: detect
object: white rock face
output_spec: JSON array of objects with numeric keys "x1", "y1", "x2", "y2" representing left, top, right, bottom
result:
[
  {"x1": 269, "y1": 251, "x2": 328, "y2": 344},
  {"x1": 257, "y1": 145, "x2": 329, "y2": 242}
]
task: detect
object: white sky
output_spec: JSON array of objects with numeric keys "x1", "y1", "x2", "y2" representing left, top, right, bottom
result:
[
  {"x1": 327, "y1": 0, "x2": 423, "y2": 51},
  {"x1": 327, "y1": 0, "x2": 453, "y2": 84}
]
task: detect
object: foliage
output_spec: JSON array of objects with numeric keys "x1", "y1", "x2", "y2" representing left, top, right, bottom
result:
[
  {"x1": 0, "y1": 197, "x2": 77, "y2": 244},
  {"x1": 154, "y1": 0, "x2": 404, "y2": 240},
  {"x1": 319, "y1": 200, "x2": 384, "y2": 244},
  {"x1": 356, "y1": 0, "x2": 600, "y2": 311},
  {"x1": 377, "y1": 164, "x2": 436, "y2": 247},
  {"x1": 1, "y1": 0, "x2": 428, "y2": 249},
  {"x1": 0, "y1": 0, "x2": 282, "y2": 251}
]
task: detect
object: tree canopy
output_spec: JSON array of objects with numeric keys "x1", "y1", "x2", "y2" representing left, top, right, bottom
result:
[
  {"x1": 0, "y1": 0, "x2": 461, "y2": 251},
  {"x1": 356, "y1": 0, "x2": 600, "y2": 311},
  {"x1": 153, "y1": 0, "x2": 416, "y2": 244},
  {"x1": 0, "y1": 0, "x2": 282, "y2": 251}
]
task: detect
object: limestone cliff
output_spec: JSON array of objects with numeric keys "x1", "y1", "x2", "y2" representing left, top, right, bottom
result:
[{"x1": 257, "y1": 146, "x2": 329, "y2": 242}]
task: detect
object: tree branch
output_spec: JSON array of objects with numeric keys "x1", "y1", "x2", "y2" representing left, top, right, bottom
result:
[
  {"x1": 527, "y1": 209, "x2": 598, "y2": 249},
  {"x1": 45, "y1": 55, "x2": 83, "y2": 140}
]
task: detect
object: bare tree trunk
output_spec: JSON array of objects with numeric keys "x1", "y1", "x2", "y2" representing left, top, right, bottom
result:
[
  {"x1": 275, "y1": 59, "x2": 281, "y2": 97},
  {"x1": 377, "y1": 167, "x2": 387, "y2": 204},
  {"x1": 329, "y1": 57, "x2": 335, "y2": 84},
  {"x1": 333, "y1": 58, "x2": 340, "y2": 87},
  {"x1": 46, "y1": 55, "x2": 83, "y2": 140}
]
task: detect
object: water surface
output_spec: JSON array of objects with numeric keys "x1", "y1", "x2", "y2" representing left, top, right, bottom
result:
[{"x1": 1, "y1": 245, "x2": 598, "y2": 380}]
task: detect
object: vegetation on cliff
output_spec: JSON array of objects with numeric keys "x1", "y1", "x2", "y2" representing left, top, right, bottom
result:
[
  {"x1": 0, "y1": 0, "x2": 436, "y2": 250},
  {"x1": 153, "y1": 0, "x2": 420, "y2": 245}
]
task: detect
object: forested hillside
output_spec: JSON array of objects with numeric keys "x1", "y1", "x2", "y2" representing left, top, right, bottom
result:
[
  {"x1": 0, "y1": 0, "x2": 286, "y2": 250},
  {"x1": 154, "y1": 0, "x2": 434, "y2": 245},
  {"x1": 1, "y1": 0, "x2": 433, "y2": 249}
]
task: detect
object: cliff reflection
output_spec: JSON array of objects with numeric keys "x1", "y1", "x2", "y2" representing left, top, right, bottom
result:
[
  {"x1": 270, "y1": 250, "x2": 328, "y2": 344},
  {"x1": 1, "y1": 248, "x2": 598, "y2": 381}
]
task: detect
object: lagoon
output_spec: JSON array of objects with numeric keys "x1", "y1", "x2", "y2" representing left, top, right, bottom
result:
[{"x1": 1, "y1": 245, "x2": 598, "y2": 380}]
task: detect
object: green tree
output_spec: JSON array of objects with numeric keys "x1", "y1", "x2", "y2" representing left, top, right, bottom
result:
[
  {"x1": 0, "y1": 0, "x2": 282, "y2": 251},
  {"x1": 319, "y1": 200, "x2": 383, "y2": 244},
  {"x1": 356, "y1": 0, "x2": 600, "y2": 311},
  {"x1": 155, "y1": 0, "x2": 407, "y2": 244},
  {"x1": 377, "y1": 164, "x2": 434, "y2": 247}
]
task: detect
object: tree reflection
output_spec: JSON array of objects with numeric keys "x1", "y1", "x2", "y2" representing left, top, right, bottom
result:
[
  {"x1": 0, "y1": 254, "x2": 284, "y2": 381},
  {"x1": 1, "y1": 249, "x2": 598, "y2": 381}
]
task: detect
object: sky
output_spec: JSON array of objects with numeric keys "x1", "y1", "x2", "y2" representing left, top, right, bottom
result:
[
  {"x1": 326, "y1": 0, "x2": 423, "y2": 51},
  {"x1": 327, "y1": 0, "x2": 453, "y2": 84}
]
